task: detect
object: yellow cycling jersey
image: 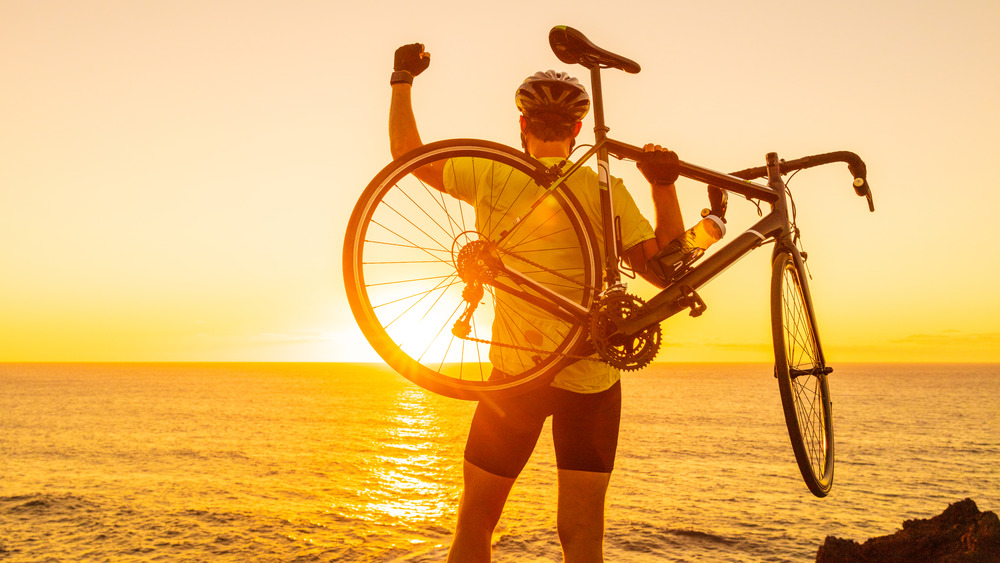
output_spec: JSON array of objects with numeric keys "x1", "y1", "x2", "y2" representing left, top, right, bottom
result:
[{"x1": 442, "y1": 155, "x2": 654, "y2": 393}]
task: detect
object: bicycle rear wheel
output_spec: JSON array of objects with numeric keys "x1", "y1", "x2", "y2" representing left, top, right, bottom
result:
[
  {"x1": 344, "y1": 140, "x2": 600, "y2": 399},
  {"x1": 770, "y1": 250, "x2": 834, "y2": 497}
]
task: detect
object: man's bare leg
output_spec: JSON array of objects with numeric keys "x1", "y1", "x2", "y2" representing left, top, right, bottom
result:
[
  {"x1": 447, "y1": 460, "x2": 516, "y2": 563},
  {"x1": 557, "y1": 469, "x2": 611, "y2": 563}
]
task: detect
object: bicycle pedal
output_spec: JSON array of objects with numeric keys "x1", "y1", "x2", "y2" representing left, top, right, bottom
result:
[{"x1": 676, "y1": 285, "x2": 707, "y2": 317}]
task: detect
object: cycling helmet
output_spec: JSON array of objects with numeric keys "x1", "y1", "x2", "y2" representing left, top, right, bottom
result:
[{"x1": 514, "y1": 70, "x2": 590, "y2": 124}]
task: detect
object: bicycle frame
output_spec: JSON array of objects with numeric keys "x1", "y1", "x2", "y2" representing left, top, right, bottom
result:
[
  {"x1": 345, "y1": 24, "x2": 864, "y2": 493},
  {"x1": 488, "y1": 58, "x2": 873, "y2": 343},
  {"x1": 494, "y1": 133, "x2": 789, "y2": 338}
]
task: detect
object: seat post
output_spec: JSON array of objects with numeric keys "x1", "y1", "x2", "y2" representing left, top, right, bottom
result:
[{"x1": 589, "y1": 66, "x2": 609, "y2": 142}]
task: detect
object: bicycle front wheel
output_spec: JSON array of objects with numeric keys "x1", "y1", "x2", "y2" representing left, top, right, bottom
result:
[
  {"x1": 344, "y1": 140, "x2": 600, "y2": 400},
  {"x1": 771, "y1": 250, "x2": 834, "y2": 497}
]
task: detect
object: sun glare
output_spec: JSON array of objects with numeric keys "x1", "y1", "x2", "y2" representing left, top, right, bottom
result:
[{"x1": 355, "y1": 387, "x2": 456, "y2": 526}]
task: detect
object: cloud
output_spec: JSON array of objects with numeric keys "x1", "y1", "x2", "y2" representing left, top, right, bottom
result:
[
  {"x1": 891, "y1": 330, "x2": 1000, "y2": 345},
  {"x1": 193, "y1": 331, "x2": 354, "y2": 345},
  {"x1": 657, "y1": 338, "x2": 769, "y2": 352}
]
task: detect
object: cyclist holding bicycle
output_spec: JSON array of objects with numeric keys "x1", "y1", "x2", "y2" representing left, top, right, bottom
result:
[{"x1": 388, "y1": 43, "x2": 689, "y2": 563}]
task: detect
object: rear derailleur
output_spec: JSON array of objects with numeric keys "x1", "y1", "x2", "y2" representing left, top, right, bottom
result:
[{"x1": 451, "y1": 233, "x2": 500, "y2": 339}]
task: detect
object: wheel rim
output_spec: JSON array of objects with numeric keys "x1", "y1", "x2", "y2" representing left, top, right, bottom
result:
[
  {"x1": 780, "y1": 261, "x2": 832, "y2": 490},
  {"x1": 346, "y1": 143, "x2": 598, "y2": 397}
]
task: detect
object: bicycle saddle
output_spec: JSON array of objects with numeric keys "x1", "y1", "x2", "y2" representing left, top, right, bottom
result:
[{"x1": 549, "y1": 26, "x2": 641, "y2": 74}]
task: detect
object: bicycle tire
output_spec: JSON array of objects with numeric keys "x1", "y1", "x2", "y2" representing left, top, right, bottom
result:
[
  {"x1": 770, "y1": 250, "x2": 835, "y2": 497},
  {"x1": 344, "y1": 139, "x2": 601, "y2": 399}
]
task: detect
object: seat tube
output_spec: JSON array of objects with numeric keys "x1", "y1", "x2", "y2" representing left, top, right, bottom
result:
[{"x1": 590, "y1": 66, "x2": 619, "y2": 286}]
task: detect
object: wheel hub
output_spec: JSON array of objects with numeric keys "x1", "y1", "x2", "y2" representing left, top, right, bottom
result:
[{"x1": 453, "y1": 232, "x2": 501, "y2": 284}]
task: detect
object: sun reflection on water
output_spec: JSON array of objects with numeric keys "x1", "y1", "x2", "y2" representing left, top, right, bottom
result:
[{"x1": 336, "y1": 382, "x2": 466, "y2": 539}]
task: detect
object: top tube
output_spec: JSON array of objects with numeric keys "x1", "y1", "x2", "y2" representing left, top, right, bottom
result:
[{"x1": 604, "y1": 138, "x2": 779, "y2": 204}]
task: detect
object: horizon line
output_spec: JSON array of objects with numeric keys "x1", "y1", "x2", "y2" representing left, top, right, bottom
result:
[{"x1": 3, "y1": 360, "x2": 998, "y2": 365}]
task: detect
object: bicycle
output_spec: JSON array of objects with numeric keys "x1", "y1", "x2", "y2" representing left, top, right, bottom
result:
[{"x1": 343, "y1": 26, "x2": 874, "y2": 497}]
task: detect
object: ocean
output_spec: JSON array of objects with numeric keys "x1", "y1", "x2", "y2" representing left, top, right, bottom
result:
[{"x1": 1, "y1": 362, "x2": 997, "y2": 562}]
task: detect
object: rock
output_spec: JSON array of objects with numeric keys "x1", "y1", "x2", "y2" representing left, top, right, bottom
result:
[{"x1": 816, "y1": 498, "x2": 1000, "y2": 562}]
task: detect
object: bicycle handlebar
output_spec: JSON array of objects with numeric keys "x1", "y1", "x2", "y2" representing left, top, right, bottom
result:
[
  {"x1": 730, "y1": 151, "x2": 875, "y2": 212},
  {"x1": 605, "y1": 141, "x2": 873, "y2": 212}
]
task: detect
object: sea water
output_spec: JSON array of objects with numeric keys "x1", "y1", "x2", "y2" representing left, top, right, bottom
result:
[{"x1": 1, "y1": 362, "x2": 997, "y2": 562}]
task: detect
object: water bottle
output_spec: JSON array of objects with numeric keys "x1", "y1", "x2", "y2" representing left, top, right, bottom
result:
[
  {"x1": 648, "y1": 210, "x2": 726, "y2": 283},
  {"x1": 678, "y1": 211, "x2": 726, "y2": 253}
]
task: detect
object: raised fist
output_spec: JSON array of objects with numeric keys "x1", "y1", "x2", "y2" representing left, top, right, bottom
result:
[{"x1": 393, "y1": 43, "x2": 430, "y2": 77}]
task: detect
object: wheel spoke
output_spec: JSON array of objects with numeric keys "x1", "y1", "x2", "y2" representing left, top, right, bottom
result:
[
  {"x1": 774, "y1": 254, "x2": 833, "y2": 496},
  {"x1": 369, "y1": 219, "x2": 453, "y2": 268},
  {"x1": 346, "y1": 142, "x2": 599, "y2": 399},
  {"x1": 377, "y1": 199, "x2": 452, "y2": 254},
  {"x1": 381, "y1": 275, "x2": 462, "y2": 330}
]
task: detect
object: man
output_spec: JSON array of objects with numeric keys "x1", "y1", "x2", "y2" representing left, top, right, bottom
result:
[{"x1": 387, "y1": 43, "x2": 690, "y2": 563}]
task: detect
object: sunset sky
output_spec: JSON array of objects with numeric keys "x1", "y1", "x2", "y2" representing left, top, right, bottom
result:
[{"x1": 2, "y1": 0, "x2": 998, "y2": 363}]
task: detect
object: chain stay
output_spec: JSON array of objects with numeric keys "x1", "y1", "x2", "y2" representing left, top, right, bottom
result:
[
  {"x1": 453, "y1": 235, "x2": 606, "y2": 362},
  {"x1": 451, "y1": 234, "x2": 658, "y2": 366}
]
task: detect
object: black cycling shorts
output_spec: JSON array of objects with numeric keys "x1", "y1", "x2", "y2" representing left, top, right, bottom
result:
[{"x1": 464, "y1": 380, "x2": 622, "y2": 479}]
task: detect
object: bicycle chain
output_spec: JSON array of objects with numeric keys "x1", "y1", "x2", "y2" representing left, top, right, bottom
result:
[{"x1": 494, "y1": 245, "x2": 602, "y2": 296}]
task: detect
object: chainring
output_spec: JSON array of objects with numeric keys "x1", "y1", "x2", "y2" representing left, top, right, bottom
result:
[{"x1": 590, "y1": 292, "x2": 661, "y2": 371}]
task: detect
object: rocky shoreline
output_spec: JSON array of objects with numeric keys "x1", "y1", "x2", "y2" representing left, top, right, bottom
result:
[{"x1": 816, "y1": 498, "x2": 999, "y2": 562}]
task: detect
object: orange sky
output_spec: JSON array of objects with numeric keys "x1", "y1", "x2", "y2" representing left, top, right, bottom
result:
[{"x1": 2, "y1": 0, "x2": 998, "y2": 362}]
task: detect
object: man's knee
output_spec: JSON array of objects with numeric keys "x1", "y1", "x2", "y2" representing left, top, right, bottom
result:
[{"x1": 457, "y1": 460, "x2": 515, "y2": 531}]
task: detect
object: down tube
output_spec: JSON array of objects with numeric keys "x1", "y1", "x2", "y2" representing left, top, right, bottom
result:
[{"x1": 620, "y1": 213, "x2": 783, "y2": 335}]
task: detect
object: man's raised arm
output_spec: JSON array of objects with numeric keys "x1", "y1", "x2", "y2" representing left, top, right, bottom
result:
[{"x1": 387, "y1": 43, "x2": 444, "y2": 191}]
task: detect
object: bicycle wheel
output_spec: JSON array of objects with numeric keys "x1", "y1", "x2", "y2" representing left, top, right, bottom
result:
[
  {"x1": 344, "y1": 139, "x2": 601, "y2": 399},
  {"x1": 771, "y1": 250, "x2": 834, "y2": 497}
]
